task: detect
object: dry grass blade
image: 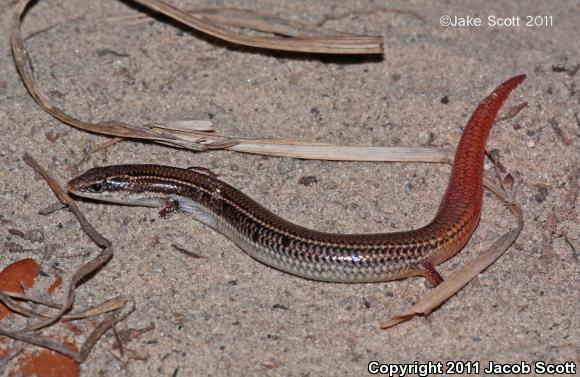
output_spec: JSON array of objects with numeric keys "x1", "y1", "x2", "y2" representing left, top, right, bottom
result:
[
  {"x1": 12, "y1": 0, "x2": 447, "y2": 164},
  {"x1": 0, "y1": 291, "x2": 60, "y2": 308},
  {"x1": 0, "y1": 348, "x2": 24, "y2": 370},
  {"x1": 11, "y1": 0, "x2": 235, "y2": 153},
  {"x1": 62, "y1": 296, "x2": 134, "y2": 321},
  {"x1": 38, "y1": 202, "x2": 67, "y2": 215},
  {"x1": 379, "y1": 197, "x2": 524, "y2": 329},
  {"x1": 111, "y1": 7, "x2": 357, "y2": 38},
  {"x1": 22, "y1": 154, "x2": 109, "y2": 248},
  {"x1": 11, "y1": 0, "x2": 452, "y2": 164},
  {"x1": 0, "y1": 291, "x2": 44, "y2": 318},
  {"x1": 230, "y1": 143, "x2": 452, "y2": 162},
  {"x1": 130, "y1": 0, "x2": 383, "y2": 54},
  {"x1": 11, "y1": 1, "x2": 183, "y2": 142},
  {"x1": 150, "y1": 123, "x2": 455, "y2": 161},
  {"x1": 13, "y1": 0, "x2": 391, "y2": 160},
  {"x1": 0, "y1": 154, "x2": 135, "y2": 362},
  {"x1": 187, "y1": 7, "x2": 356, "y2": 37},
  {"x1": 0, "y1": 298, "x2": 134, "y2": 363},
  {"x1": 20, "y1": 154, "x2": 113, "y2": 332},
  {"x1": 497, "y1": 102, "x2": 528, "y2": 122},
  {"x1": 0, "y1": 291, "x2": 131, "y2": 321},
  {"x1": 150, "y1": 120, "x2": 214, "y2": 132},
  {"x1": 90, "y1": 137, "x2": 124, "y2": 154}
]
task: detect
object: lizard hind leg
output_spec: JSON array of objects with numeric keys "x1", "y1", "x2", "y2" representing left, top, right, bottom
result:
[
  {"x1": 417, "y1": 261, "x2": 444, "y2": 287},
  {"x1": 159, "y1": 199, "x2": 180, "y2": 218}
]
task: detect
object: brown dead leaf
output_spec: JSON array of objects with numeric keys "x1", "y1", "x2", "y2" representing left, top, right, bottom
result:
[
  {"x1": 46, "y1": 275, "x2": 62, "y2": 294},
  {"x1": 17, "y1": 340, "x2": 79, "y2": 377},
  {"x1": 0, "y1": 259, "x2": 40, "y2": 320}
]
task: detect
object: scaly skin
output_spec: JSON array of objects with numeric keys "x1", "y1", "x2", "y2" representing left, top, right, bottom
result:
[{"x1": 68, "y1": 75, "x2": 526, "y2": 286}]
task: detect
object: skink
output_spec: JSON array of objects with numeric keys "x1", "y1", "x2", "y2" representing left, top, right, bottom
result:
[{"x1": 68, "y1": 75, "x2": 525, "y2": 286}]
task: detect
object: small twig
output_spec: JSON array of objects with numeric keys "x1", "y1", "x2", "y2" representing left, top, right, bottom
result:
[
  {"x1": 486, "y1": 149, "x2": 507, "y2": 174},
  {"x1": 7, "y1": 228, "x2": 25, "y2": 237},
  {"x1": 62, "y1": 296, "x2": 134, "y2": 321},
  {"x1": 38, "y1": 202, "x2": 67, "y2": 215},
  {"x1": 171, "y1": 244, "x2": 204, "y2": 259},
  {"x1": 550, "y1": 118, "x2": 572, "y2": 145},
  {"x1": 112, "y1": 325, "x2": 124, "y2": 358},
  {"x1": 496, "y1": 102, "x2": 528, "y2": 122},
  {"x1": 111, "y1": 322, "x2": 156, "y2": 350},
  {"x1": 563, "y1": 235, "x2": 578, "y2": 261},
  {"x1": 541, "y1": 171, "x2": 579, "y2": 258},
  {"x1": 90, "y1": 137, "x2": 124, "y2": 154},
  {"x1": 23, "y1": 24, "x2": 59, "y2": 41},
  {"x1": 0, "y1": 347, "x2": 24, "y2": 370}
]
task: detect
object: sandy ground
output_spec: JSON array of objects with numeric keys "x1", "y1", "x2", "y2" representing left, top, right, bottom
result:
[{"x1": 1, "y1": 0, "x2": 579, "y2": 375}]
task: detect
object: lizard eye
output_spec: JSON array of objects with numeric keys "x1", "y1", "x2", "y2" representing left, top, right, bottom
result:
[{"x1": 88, "y1": 182, "x2": 105, "y2": 193}]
